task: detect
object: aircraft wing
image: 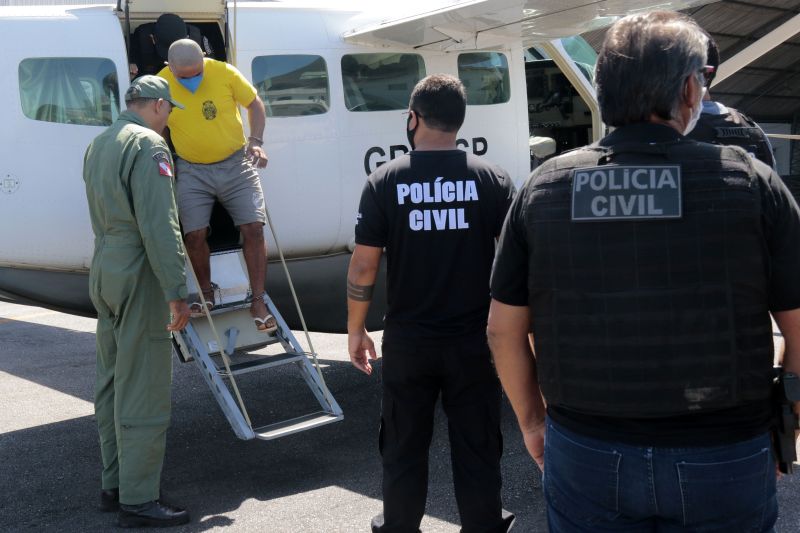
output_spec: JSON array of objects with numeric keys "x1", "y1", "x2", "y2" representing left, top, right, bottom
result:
[{"x1": 343, "y1": 0, "x2": 717, "y2": 50}]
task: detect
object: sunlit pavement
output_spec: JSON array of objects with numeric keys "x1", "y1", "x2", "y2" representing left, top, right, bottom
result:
[{"x1": 0, "y1": 301, "x2": 797, "y2": 532}]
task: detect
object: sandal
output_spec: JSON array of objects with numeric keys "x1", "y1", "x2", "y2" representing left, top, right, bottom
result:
[
  {"x1": 189, "y1": 300, "x2": 213, "y2": 318},
  {"x1": 190, "y1": 283, "x2": 217, "y2": 318},
  {"x1": 250, "y1": 292, "x2": 278, "y2": 334}
]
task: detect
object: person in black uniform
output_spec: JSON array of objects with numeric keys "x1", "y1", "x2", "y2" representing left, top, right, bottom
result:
[
  {"x1": 347, "y1": 74, "x2": 516, "y2": 533},
  {"x1": 689, "y1": 34, "x2": 785, "y2": 366},
  {"x1": 129, "y1": 13, "x2": 214, "y2": 79},
  {"x1": 488, "y1": 11, "x2": 800, "y2": 532},
  {"x1": 688, "y1": 34, "x2": 776, "y2": 169}
]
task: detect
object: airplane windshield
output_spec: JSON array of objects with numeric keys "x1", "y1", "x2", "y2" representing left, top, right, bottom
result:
[{"x1": 559, "y1": 36, "x2": 597, "y2": 84}]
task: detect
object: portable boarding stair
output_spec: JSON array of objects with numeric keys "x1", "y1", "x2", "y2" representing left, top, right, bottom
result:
[{"x1": 172, "y1": 248, "x2": 343, "y2": 440}]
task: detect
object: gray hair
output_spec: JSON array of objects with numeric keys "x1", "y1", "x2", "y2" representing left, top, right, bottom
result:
[
  {"x1": 167, "y1": 38, "x2": 203, "y2": 68},
  {"x1": 595, "y1": 11, "x2": 708, "y2": 127},
  {"x1": 125, "y1": 97, "x2": 158, "y2": 109}
]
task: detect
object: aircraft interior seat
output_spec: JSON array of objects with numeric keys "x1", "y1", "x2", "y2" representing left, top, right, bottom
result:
[
  {"x1": 341, "y1": 56, "x2": 359, "y2": 77},
  {"x1": 342, "y1": 76, "x2": 366, "y2": 110},
  {"x1": 35, "y1": 104, "x2": 65, "y2": 123}
]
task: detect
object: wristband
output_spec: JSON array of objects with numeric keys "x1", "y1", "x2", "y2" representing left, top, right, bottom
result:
[{"x1": 247, "y1": 136, "x2": 263, "y2": 146}]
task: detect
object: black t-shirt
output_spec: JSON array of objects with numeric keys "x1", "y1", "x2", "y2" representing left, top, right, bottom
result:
[
  {"x1": 356, "y1": 150, "x2": 514, "y2": 341},
  {"x1": 130, "y1": 23, "x2": 214, "y2": 77},
  {"x1": 490, "y1": 123, "x2": 800, "y2": 446}
]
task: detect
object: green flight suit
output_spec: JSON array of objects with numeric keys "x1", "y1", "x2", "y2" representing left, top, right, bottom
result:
[{"x1": 83, "y1": 110, "x2": 187, "y2": 505}]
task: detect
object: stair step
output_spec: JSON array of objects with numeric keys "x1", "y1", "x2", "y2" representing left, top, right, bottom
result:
[
  {"x1": 220, "y1": 352, "x2": 305, "y2": 376},
  {"x1": 254, "y1": 411, "x2": 343, "y2": 440},
  {"x1": 205, "y1": 334, "x2": 282, "y2": 355},
  {"x1": 206, "y1": 299, "x2": 252, "y2": 315}
]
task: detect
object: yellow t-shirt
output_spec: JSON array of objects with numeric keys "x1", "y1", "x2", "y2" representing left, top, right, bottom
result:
[{"x1": 159, "y1": 58, "x2": 258, "y2": 164}]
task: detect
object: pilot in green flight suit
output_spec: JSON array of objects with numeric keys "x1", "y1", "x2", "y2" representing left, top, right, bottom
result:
[{"x1": 83, "y1": 75, "x2": 192, "y2": 528}]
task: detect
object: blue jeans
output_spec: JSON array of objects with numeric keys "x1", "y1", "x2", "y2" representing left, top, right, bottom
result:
[{"x1": 543, "y1": 417, "x2": 777, "y2": 532}]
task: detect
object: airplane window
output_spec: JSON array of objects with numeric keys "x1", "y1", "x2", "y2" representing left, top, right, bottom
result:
[
  {"x1": 341, "y1": 53, "x2": 425, "y2": 112},
  {"x1": 252, "y1": 55, "x2": 330, "y2": 117},
  {"x1": 18, "y1": 58, "x2": 119, "y2": 126},
  {"x1": 457, "y1": 52, "x2": 510, "y2": 105},
  {"x1": 559, "y1": 36, "x2": 597, "y2": 84}
]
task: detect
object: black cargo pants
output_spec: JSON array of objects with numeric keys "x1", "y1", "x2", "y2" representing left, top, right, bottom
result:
[{"x1": 374, "y1": 332, "x2": 514, "y2": 533}]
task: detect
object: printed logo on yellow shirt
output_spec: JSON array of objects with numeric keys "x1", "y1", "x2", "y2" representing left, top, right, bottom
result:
[{"x1": 202, "y1": 100, "x2": 217, "y2": 120}]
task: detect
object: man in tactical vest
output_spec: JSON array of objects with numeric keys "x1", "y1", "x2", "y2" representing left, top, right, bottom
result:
[
  {"x1": 488, "y1": 11, "x2": 800, "y2": 532},
  {"x1": 348, "y1": 74, "x2": 516, "y2": 533},
  {"x1": 688, "y1": 34, "x2": 776, "y2": 169}
]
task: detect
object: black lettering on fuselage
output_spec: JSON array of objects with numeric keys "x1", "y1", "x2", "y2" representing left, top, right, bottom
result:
[
  {"x1": 363, "y1": 138, "x2": 491, "y2": 174},
  {"x1": 389, "y1": 144, "x2": 409, "y2": 160},
  {"x1": 364, "y1": 146, "x2": 386, "y2": 176},
  {"x1": 472, "y1": 137, "x2": 488, "y2": 156}
]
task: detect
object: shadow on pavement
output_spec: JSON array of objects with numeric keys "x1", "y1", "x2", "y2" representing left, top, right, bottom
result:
[
  {"x1": 4, "y1": 318, "x2": 797, "y2": 532},
  {"x1": 0, "y1": 318, "x2": 547, "y2": 532}
]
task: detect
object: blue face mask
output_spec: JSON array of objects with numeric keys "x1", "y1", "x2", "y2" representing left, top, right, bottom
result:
[{"x1": 178, "y1": 73, "x2": 203, "y2": 93}]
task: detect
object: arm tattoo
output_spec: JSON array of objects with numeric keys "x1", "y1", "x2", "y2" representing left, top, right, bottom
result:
[{"x1": 347, "y1": 280, "x2": 375, "y2": 302}]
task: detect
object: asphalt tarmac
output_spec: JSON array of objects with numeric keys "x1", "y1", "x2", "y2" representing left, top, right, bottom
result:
[{"x1": 0, "y1": 300, "x2": 798, "y2": 532}]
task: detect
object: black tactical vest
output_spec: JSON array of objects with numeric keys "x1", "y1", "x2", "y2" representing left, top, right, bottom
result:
[
  {"x1": 526, "y1": 138, "x2": 774, "y2": 417},
  {"x1": 688, "y1": 107, "x2": 775, "y2": 169}
]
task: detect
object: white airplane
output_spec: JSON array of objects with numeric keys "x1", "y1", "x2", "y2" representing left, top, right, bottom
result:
[{"x1": 0, "y1": 0, "x2": 716, "y2": 332}]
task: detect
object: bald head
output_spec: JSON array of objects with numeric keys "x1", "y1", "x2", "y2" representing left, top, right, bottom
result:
[{"x1": 168, "y1": 39, "x2": 203, "y2": 69}]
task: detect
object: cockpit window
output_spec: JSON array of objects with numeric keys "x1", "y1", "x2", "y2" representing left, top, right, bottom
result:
[
  {"x1": 341, "y1": 53, "x2": 425, "y2": 112},
  {"x1": 252, "y1": 54, "x2": 330, "y2": 117},
  {"x1": 457, "y1": 52, "x2": 510, "y2": 105},
  {"x1": 559, "y1": 36, "x2": 597, "y2": 84},
  {"x1": 18, "y1": 58, "x2": 119, "y2": 126}
]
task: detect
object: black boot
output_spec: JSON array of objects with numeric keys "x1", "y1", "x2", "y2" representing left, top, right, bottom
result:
[
  {"x1": 118, "y1": 500, "x2": 190, "y2": 528},
  {"x1": 99, "y1": 488, "x2": 119, "y2": 512}
]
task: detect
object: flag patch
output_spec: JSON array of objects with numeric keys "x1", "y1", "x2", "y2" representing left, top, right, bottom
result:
[
  {"x1": 152, "y1": 151, "x2": 173, "y2": 177},
  {"x1": 158, "y1": 160, "x2": 173, "y2": 177}
]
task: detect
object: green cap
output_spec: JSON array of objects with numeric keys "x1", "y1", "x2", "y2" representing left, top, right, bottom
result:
[{"x1": 125, "y1": 75, "x2": 184, "y2": 109}]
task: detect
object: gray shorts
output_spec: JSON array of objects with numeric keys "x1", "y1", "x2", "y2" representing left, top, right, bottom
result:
[{"x1": 176, "y1": 150, "x2": 267, "y2": 235}]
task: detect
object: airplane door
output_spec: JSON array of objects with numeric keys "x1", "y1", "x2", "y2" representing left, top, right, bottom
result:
[
  {"x1": 234, "y1": 8, "x2": 343, "y2": 256},
  {"x1": 0, "y1": 6, "x2": 130, "y2": 269},
  {"x1": 123, "y1": 0, "x2": 225, "y2": 18}
]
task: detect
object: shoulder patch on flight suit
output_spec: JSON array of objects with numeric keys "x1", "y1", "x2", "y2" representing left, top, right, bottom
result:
[
  {"x1": 152, "y1": 151, "x2": 173, "y2": 177},
  {"x1": 571, "y1": 165, "x2": 682, "y2": 221}
]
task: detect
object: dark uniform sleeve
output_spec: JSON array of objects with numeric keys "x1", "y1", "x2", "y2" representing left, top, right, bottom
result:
[
  {"x1": 758, "y1": 163, "x2": 800, "y2": 311},
  {"x1": 131, "y1": 137, "x2": 187, "y2": 302},
  {"x1": 490, "y1": 186, "x2": 529, "y2": 306},
  {"x1": 494, "y1": 169, "x2": 516, "y2": 237},
  {"x1": 129, "y1": 23, "x2": 153, "y2": 72},
  {"x1": 754, "y1": 126, "x2": 776, "y2": 170},
  {"x1": 354, "y1": 177, "x2": 387, "y2": 248},
  {"x1": 188, "y1": 24, "x2": 214, "y2": 57}
]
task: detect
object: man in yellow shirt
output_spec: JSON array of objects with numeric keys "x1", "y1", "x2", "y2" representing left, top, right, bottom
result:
[{"x1": 160, "y1": 39, "x2": 276, "y2": 333}]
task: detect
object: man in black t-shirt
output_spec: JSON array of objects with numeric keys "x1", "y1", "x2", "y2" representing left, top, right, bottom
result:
[
  {"x1": 347, "y1": 74, "x2": 516, "y2": 533},
  {"x1": 129, "y1": 14, "x2": 214, "y2": 79},
  {"x1": 488, "y1": 11, "x2": 800, "y2": 532}
]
